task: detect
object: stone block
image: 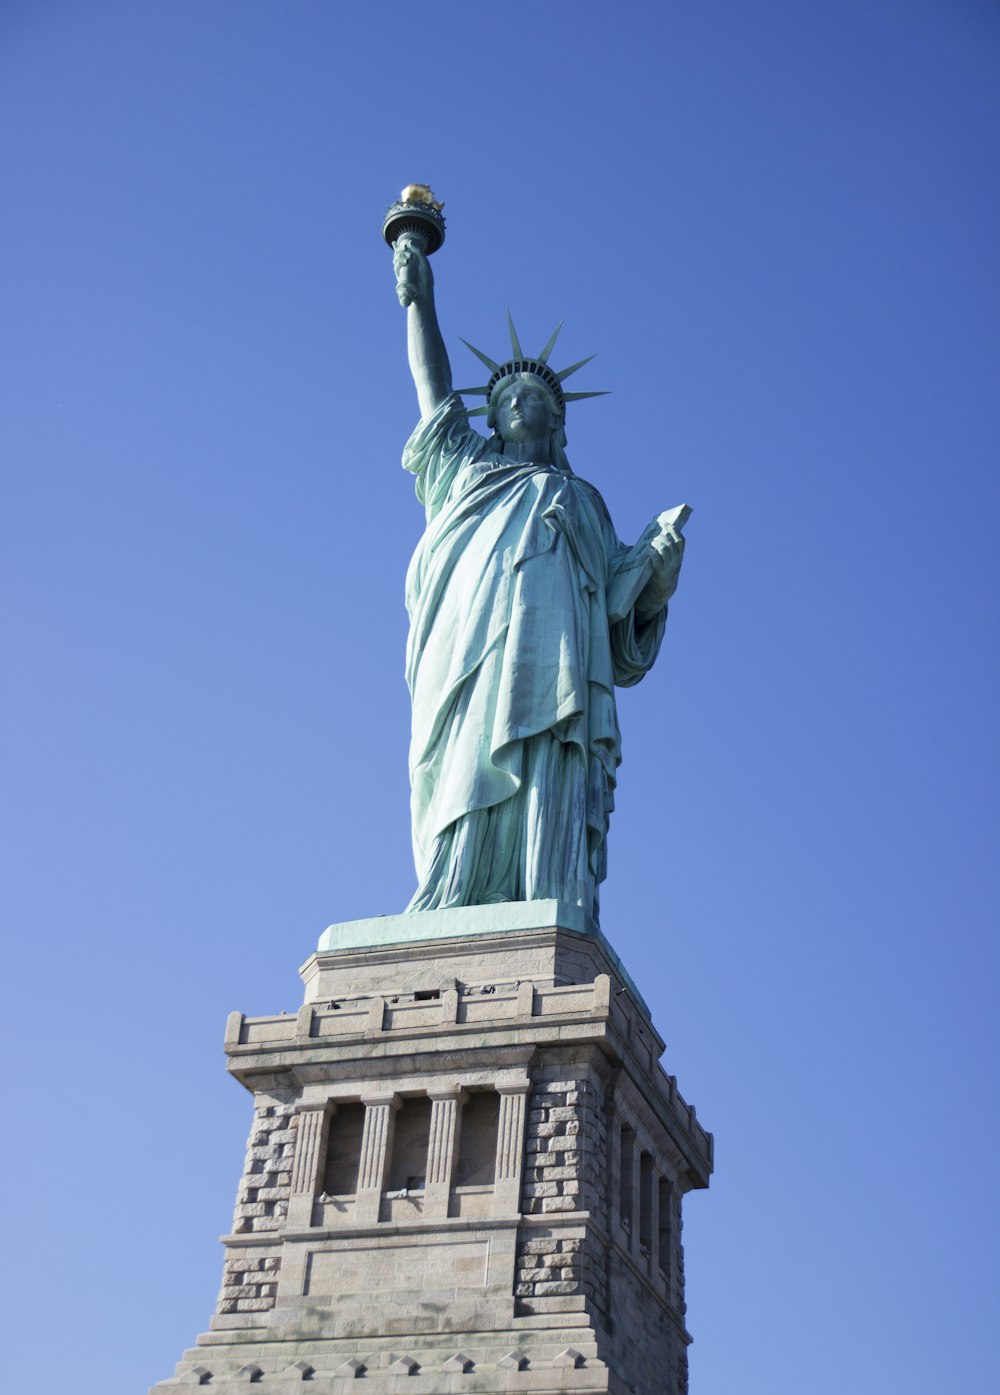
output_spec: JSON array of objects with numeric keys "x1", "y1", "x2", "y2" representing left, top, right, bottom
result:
[
  {"x1": 519, "y1": 1238, "x2": 557, "y2": 1254},
  {"x1": 523, "y1": 1181, "x2": 559, "y2": 1198},
  {"x1": 534, "y1": 1163, "x2": 577, "y2": 1181}
]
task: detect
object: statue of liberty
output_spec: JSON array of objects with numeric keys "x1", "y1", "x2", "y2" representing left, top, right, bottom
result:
[{"x1": 389, "y1": 197, "x2": 687, "y2": 923}]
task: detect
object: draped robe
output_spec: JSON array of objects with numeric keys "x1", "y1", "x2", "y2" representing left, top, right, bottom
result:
[{"x1": 403, "y1": 394, "x2": 666, "y2": 919}]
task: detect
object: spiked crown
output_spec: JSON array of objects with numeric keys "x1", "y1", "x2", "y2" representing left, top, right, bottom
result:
[{"x1": 457, "y1": 313, "x2": 607, "y2": 425}]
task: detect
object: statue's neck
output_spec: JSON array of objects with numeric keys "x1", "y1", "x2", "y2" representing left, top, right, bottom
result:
[{"x1": 501, "y1": 438, "x2": 551, "y2": 465}]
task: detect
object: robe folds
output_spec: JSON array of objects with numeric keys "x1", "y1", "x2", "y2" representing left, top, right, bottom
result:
[{"x1": 403, "y1": 394, "x2": 666, "y2": 919}]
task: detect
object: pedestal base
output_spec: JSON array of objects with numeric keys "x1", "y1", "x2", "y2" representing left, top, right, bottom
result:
[{"x1": 150, "y1": 906, "x2": 712, "y2": 1395}]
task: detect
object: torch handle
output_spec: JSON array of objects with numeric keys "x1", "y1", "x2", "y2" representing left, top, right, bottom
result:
[{"x1": 393, "y1": 229, "x2": 428, "y2": 309}]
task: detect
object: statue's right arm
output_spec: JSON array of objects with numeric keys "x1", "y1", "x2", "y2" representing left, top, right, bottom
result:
[{"x1": 393, "y1": 237, "x2": 453, "y2": 420}]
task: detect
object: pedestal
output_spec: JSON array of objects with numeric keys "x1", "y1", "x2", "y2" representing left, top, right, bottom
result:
[{"x1": 150, "y1": 904, "x2": 712, "y2": 1394}]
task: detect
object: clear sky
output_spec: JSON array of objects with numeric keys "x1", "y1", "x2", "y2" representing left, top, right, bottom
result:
[{"x1": 2, "y1": 2, "x2": 998, "y2": 1391}]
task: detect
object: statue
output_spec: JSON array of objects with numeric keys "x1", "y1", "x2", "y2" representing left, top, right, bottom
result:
[{"x1": 384, "y1": 188, "x2": 688, "y2": 922}]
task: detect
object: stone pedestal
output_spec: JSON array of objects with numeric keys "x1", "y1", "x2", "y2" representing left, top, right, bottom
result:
[{"x1": 150, "y1": 904, "x2": 712, "y2": 1394}]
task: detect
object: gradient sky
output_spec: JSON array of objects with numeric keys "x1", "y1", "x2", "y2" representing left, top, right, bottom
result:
[{"x1": 2, "y1": 3, "x2": 998, "y2": 1392}]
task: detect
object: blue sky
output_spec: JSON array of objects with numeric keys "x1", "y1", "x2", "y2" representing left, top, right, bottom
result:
[{"x1": 2, "y1": 3, "x2": 998, "y2": 1391}]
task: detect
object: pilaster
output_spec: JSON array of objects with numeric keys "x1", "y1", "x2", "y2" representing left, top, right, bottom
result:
[
  {"x1": 285, "y1": 1104, "x2": 329, "y2": 1229},
  {"x1": 355, "y1": 1092, "x2": 399, "y2": 1224},
  {"x1": 424, "y1": 1087, "x2": 465, "y2": 1218},
  {"x1": 494, "y1": 1082, "x2": 530, "y2": 1214},
  {"x1": 648, "y1": 1163, "x2": 661, "y2": 1282}
]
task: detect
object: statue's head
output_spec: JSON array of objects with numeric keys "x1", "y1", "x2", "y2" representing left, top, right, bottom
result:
[
  {"x1": 491, "y1": 373, "x2": 562, "y2": 434},
  {"x1": 459, "y1": 315, "x2": 606, "y2": 470},
  {"x1": 489, "y1": 373, "x2": 569, "y2": 468}
]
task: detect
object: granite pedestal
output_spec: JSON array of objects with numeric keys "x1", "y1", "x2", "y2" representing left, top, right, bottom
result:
[{"x1": 150, "y1": 904, "x2": 712, "y2": 1394}]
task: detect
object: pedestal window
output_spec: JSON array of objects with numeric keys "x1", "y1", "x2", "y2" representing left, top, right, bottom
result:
[
  {"x1": 619, "y1": 1125, "x2": 635, "y2": 1235},
  {"x1": 455, "y1": 1091, "x2": 500, "y2": 1185},
  {"x1": 385, "y1": 1096, "x2": 433, "y2": 1192},
  {"x1": 321, "y1": 1101, "x2": 365, "y2": 1196}
]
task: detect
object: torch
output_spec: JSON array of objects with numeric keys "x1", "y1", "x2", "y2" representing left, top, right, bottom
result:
[{"x1": 382, "y1": 184, "x2": 446, "y2": 307}]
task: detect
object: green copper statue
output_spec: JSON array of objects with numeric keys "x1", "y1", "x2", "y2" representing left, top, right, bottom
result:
[{"x1": 386, "y1": 189, "x2": 688, "y2": 923}]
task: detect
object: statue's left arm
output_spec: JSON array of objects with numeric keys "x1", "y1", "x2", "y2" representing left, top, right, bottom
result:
[
  {"x1": 603, "y1": 513, "x2": 686, "y2": 687},
  {"x1": 635, "y1": 525, "x2": 685, "y2": 621}
]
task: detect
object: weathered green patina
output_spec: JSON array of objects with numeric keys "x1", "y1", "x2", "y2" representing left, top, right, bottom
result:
[{"x1": 390, "y1": 210, "x2": 687, "y2": 922}]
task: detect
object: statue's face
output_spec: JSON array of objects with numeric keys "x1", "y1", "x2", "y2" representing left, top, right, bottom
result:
[{"x1": 494, "y1": 379, "x2": 555, "y2": 442}]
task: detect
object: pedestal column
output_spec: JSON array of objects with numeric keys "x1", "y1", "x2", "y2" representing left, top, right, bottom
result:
[
  {"x1": 494, "y1": 1083, "x2": 530, "y2": 1215},
  {"x1": 355, "y1": 1093, "x2": 399, "y2": 1224},
  {"x1": 424, "y1": 1088, "x2": 465, "y2": 1218},
  {"x1": 609, "y1": 1111, "x2": 622, "y2": 1232},
  {"x1": 646, "y1": 1161, "x2": 660, "y2": 1278},
  {"x1": 665, "y1": 1181, "x2": 680, "y2": 1309},
  {"x1": 286, "y1": 1103, "x2": 330, "y2": 1228},
  {"x1": 630, "y1": 1143, "x2": 642, "y2": 1260}
]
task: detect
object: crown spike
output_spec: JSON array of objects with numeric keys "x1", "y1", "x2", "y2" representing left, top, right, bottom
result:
[
  {"x1": 562, "y1": 390, "x2": 610, "y2": 401},
  {"x1": 506, "y1": 310, "x2": 524, "y2": 359},
  {"x1": 537, "y1": 320, "x2": 564, "y2": 365},
  {"x1": 556, "y1": 354, "x2": 598, "y2": 383},
  {"x1": 460, "y1": 338, "x2": 502, "y2": 373},
  {"x1": 455, "y1": 386, "x2": 490, "y2": 396},
  {"x1": 467, "y1": 404, "x2": 491, "y2": 416}
]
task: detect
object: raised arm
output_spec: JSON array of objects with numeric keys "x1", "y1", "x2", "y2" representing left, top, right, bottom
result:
[{"x1": 392, "y1": 234, "x2": 453, "y2": 421}]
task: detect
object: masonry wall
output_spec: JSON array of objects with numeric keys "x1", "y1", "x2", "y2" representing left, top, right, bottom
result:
[
  {"x1": 513, "y1": 1057, "x2": 692, "y2": 1393},
  {"x1": 521, "y1": 1072, "x2": 603, "y2": 1221},
  {"x1": 216, "y1": 1095, "x2": 297, "y2": 1315},
  {"x1": 603, "y1": 1244, "x2": 689, "y2": 1395}
]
